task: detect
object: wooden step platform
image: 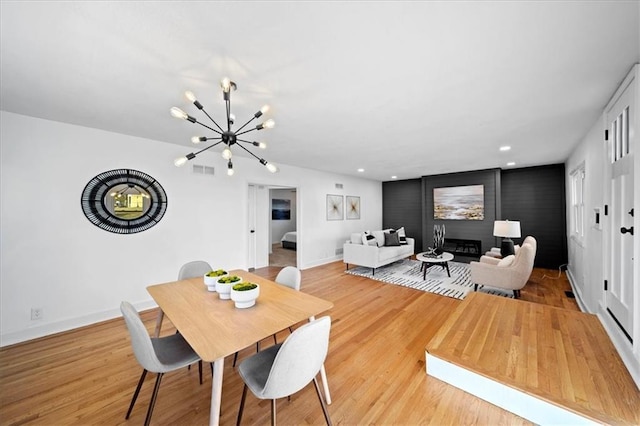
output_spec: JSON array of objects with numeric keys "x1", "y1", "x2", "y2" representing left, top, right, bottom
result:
[{"x1": 425, "y1": 292, "x2": 640, "y2": 425}]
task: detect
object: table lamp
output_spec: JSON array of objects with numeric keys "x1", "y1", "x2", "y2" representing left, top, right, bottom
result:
[{"x1": 493, "y1": 220, "x2": 521, "y2": 257}]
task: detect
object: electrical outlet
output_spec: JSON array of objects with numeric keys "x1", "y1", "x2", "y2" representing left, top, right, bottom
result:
[{"x1": 31, "y1": 307, "x2": 43, "y2": 320}]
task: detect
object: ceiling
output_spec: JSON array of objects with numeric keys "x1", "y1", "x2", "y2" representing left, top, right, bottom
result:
[{"x1": 1, "y1": 1, "x2": 638, "y2": 181}]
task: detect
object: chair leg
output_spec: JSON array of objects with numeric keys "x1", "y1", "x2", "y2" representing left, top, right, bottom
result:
[
  {"x1": 474, "y1": 283, "x2": 478, "y2": 291},
  {"x1": 273, "y1": 333, "x2": 278, "y2": 344},
  {"x1": 144, "y1": 372, "x2": 164, "y2": 426},
  {"x1": 313, "y1": 377, "x2": 332, "y2": 426},
  {"x1": 271, "y1": 399, "x2": 277, "y2": 426},
  {"x1": 236, "y1": 384, "x2": 248, "y2": 426},
  {"x1": 126, "y1": 369, "x2": 148, "y2": 419},
  {"x1": 199, "y1": 360, "x2": 203, "y2": 385},
  {"x1": 233, "y1": 351, "x2": 239, "y2": 367}
]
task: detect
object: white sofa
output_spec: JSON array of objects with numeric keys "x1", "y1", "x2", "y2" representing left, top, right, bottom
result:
[{"x1": 343, "y1": 230, "x2": 415, "y2": 275}]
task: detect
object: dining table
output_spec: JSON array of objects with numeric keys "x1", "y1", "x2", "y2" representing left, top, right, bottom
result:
[{"x1": 147, "y1": 269, "x2": 334, "y2": 426}]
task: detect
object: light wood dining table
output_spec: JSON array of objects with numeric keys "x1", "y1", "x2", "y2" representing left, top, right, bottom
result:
[{"x1": 147, "y1": 269, "x2": 334, "y2": 426}]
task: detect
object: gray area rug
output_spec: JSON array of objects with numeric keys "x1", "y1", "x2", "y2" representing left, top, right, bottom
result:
[{"x1": 345, "y1": 259, "x2": 514, "y2": 300}]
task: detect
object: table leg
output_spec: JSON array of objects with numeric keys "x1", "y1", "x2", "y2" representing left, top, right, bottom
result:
[
  {"x1": 444, "y1": 262, "x2": 451, "y2": 277},
  {"x1": 209, "y1": 358, "x2": 224, "y2": 426},
  {"x1": 153, "y1": 310, "x2": 165, "y2": 338}
]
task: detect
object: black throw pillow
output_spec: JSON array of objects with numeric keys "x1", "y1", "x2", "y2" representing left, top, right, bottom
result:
[{"x1": 384, "y1": 231, "x2": 401, "y2": 246}]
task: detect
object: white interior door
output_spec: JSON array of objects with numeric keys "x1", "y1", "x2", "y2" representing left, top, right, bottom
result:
[
  {"x1": 247, "y1": 184, "x2": 257, "y2": 271},
  {"x1": 605, "y1": 73, "x2": 635, "y2": 340}
]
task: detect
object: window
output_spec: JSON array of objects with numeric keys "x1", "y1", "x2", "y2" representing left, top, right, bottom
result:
[{"x1": 570, "y1": 164, "x2": 585, "y2": 239}]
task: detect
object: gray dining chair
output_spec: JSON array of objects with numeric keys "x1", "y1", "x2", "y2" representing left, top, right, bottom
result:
[
  {"x1": 236, "y1": 316, "x2": 332, "y2": 426},
  {"x1": 232, "y1": 266, "x2": 302, "y2": 367},
  {"x1": 120, "y1": 301, "x2": 202, "y2": 426},
  {"x1": 178, "y1": 260, "x2": 213, "y2": 280}
]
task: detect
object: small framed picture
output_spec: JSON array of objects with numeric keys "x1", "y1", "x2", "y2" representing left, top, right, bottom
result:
[
  {"x1": 326, "y1": 194, "x2": 343, "y2": 221},
  {"x1": 346, "y1": 196, "x2": 360, "y2": 220}
]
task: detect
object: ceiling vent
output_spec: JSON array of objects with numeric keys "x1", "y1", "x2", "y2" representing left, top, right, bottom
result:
[
  {"x1": 335, "y1": 183, "x2": 343, "y2": 189},
  {"x1": 192, "y1": 164, "x2": 215, "y2": 176}
]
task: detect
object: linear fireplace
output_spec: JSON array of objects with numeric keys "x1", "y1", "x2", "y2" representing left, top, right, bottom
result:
[{"x1": 443, "y1": 238, "x2": 482, "y2": 257}]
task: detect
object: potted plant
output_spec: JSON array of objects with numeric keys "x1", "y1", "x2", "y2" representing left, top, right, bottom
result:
[
  {"x1": 230, "y1": 282, "x2": 260, "y2": 308},
  {"x1": 204, "y1": 269, "x2": 228, "y2": 292},
  {"x1": 216, "y1": 275, "x2": 241, "y2": 299}
]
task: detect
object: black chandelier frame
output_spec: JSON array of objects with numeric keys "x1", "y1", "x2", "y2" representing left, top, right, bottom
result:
[{"x1": 171, "y1": 78, "x2": 277, "y2": 175}]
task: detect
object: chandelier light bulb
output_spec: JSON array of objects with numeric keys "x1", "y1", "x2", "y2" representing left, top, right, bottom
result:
[
  {"x1": 257, "y1": 142, "x2": 267, "y2": 149},
  {"x1": 221, "y1": 77, "x2": 231, "y2": 92},
  {"x1": 170, "y1": 107, "x2": 188, "y2": 120},
  {"x1": 222, "y1": 147, "x2": 232, "y2": 160},
  {"x1": 185, "y1": 91, "x2": 197, "y2": 102},
  {"x1": 227, "y1": 161, "x2": 234, "y2": 176},
  {"x1": 174, "y1": 156, "x2": 188, "y2": 167},
  {"x1": 260, "y1": 105, "x2": 270, "y2": 114},
  {"x1": 191, "y1": 136, "x2": 204, "y2": 144},
  {"x1": 263, "y1": 119, "x2": 275, "y2": 129},
  {"x1": 266, "y1": 162, "x2": 279, "y2": 173}
]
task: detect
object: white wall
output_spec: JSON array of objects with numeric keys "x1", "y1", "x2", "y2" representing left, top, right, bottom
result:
[
  {"x1": 565, "y1": 117, "x2": 605, "y2": 313},
  {"x1": 0, "y1": 111, "x2": 382, "y2": 346},
  {"x1": 565, "y1": 65, "x2": 640, "y2": 388}
]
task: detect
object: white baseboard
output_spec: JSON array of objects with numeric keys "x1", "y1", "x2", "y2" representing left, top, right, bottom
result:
[
  {"x1": 565, "y1": 268, "x2": 589, "y2": 313},
  {"x1": 0, "y1": 299, "x2": 158, "y2": 348},
  {"x1": 597, "y1": 307, "x2": 640, "y2": 391},
  {"x1": 300, "y1": 255, "x2": 343, "y2": 270},
  {"x1": 425, "y1": 352, "x2": 597, "y2": 425}
]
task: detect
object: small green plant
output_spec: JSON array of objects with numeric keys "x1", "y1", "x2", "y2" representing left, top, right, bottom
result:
[
  {"x1": 206, "y1": 269, "x2": 227, "y2": 277},
  {"x1": 232, "y1": 282, "x2": 258, "y2": 291},
  {"x1": 217, "y1": 275, "x2": 241, "y2": 284}
]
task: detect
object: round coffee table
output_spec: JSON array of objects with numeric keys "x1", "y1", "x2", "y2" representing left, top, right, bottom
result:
[{"x1": 416, "y1": 251, "x2": 454, "y2": 280}]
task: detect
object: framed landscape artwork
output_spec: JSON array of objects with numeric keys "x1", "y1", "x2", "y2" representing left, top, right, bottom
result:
[
  {"x1": 433, "y1": 184, "x2": 484, "y2": 220},
  {"x1": 346, "y1": 196, "x2": 360, "y2": 220},
  {"x1": 272, "y1": 198, "x2": 291, "y2": 220},
  {"x1": 326, "y1": 194, "x2": 343, "y2": 221}
]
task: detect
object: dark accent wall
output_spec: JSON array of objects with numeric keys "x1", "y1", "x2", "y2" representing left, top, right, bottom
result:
[
  {"x1": 381, "y1": 164, "x2": 568, "y2": 269},
  {"x1": 422, "y1": 169, "x2": 501, "y2": 256},
  {"x1": 382, "y1": 179, "x2": 423, "y2": 250},
  {"x1": 501, "y1": 164, "x2": 567, "y2": 269}
]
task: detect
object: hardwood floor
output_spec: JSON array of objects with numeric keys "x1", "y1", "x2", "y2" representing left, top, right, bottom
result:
[{"x1": 0, "y1": 260, "x2": 605, "y2": 426}]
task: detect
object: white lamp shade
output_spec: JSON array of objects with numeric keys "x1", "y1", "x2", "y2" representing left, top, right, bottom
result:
[{"x1": 493, "y1": 220, "x2": 521, "y2": 238}]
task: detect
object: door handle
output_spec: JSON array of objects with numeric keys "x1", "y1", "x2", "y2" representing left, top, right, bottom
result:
[
  {"x1": 629, "y1": 208, "x2": 634, "y2": 217},
  {"x1": 250, "y1": 229, "x2": 255, "y2": 233},
  {"x1": 620, "y1": 226, "x2": 634, "y2": 235}
]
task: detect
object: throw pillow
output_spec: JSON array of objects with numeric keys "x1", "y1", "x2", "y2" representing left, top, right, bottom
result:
[
  {"x1": 396, "y1": 226, "x2": 407, "y2": 245},
  {"x1": 497, "y1": 254, "x2": 515, "y2": 267},
  {"x1": 384, "y1": 231, "x2": 401, "y2": 246},
  {"x1": 362, "y1": 232, "x2": 377, "y2": 246},
  {"x1": 372, "y1": 230, "x2": 386, "y2": 247}
]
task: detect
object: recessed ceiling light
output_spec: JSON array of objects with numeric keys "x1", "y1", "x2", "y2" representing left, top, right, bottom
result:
[
  {"x1": 357, "y1": 168, "x2": 365, "y2": 172},
  {"x1": 391, "y1": 176, "x2": 398, "y2": 179},
  {"x1": 507, "y1": 162, "x2": 516, "y2": 166},
  {"x1": 499, "y1": 146, "x2": 511, "y2": 151}
]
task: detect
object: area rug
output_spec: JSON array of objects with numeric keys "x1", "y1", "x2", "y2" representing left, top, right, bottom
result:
[{"x1": 344, "y1": 259, "x2": 514, "y2": 300}]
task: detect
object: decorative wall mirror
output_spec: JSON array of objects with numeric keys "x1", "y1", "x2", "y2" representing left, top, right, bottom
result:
[{"x1": 81, "y1": 169, "x2": 167, "y2": 234}]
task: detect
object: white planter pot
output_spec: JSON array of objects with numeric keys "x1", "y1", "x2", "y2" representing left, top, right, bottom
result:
[
  {"x1": 216, "y1": 276, "x2": 241, "y2": 299},
  {"x1": 230, "y1": 284, "x2": 260, "y2": 308},
  {"x1": 203, "y1": 273, "x2": 227, "y2": 292}
]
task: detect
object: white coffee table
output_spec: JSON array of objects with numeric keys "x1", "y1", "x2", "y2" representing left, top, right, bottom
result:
[{"x1": 416, "y1": 251, "x2": 454, "y2": 280}]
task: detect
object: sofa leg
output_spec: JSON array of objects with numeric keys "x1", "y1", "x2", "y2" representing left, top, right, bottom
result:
[
  {"x1": 372, "y1": 268, "x2": 375, "y2": 276},
  {"x1": 474, "y1": 283, "x2": 478, "y2": 292},
  {"x1": 345, "y1": 263, "x2": 349, "y2": 271},
  {"x1": 513, "y1": 290, "x2": 520, "y2": 299}
]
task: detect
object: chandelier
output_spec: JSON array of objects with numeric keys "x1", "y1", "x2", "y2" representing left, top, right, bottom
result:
[{"x1": 171, "y1": 77, "x2": 278, "y2": 176}]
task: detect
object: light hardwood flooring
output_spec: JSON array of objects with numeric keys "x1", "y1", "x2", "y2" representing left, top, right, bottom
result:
[
  {"x1": 1, "y1": 260, "x2": 631, "y2": 425},
  {"x1": 269, "y1": 243, "x2": 296, "y2": 268}
]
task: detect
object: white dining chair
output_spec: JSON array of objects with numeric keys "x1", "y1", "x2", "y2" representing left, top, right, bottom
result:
[
  {"x1": 120, "y1": 301, "x2": 202, "y2": 426},
  {"x1": 236, "y1": 316, "x2": 332, "y2": 426}
]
